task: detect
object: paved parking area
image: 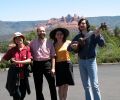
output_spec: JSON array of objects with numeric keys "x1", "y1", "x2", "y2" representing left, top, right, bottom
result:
[{"x1": 0, "y1": 64, "x2": 120, "y2": 100}]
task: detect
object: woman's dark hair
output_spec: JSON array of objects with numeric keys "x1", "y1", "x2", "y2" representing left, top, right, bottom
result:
[
  {"x1": 78, "y1": 18, "x2": 90, "y2": 32},
  {"x1": 50, "y1": 28, "x2": 69, "y2": 45},
  {"x1": 53, "y1": 32, "x2": 67, "y2": 45}
]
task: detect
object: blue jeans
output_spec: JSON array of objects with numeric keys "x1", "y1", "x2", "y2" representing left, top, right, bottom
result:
[{"x1": 78, "y1": 58, "x2": 101, "y2": 100}]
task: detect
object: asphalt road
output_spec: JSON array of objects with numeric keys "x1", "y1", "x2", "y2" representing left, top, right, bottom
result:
[{"x1": 0, "y1": 64, "x2": 120, "y2": 100}]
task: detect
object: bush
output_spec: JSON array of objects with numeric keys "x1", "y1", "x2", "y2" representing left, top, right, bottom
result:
[
  {"x1": 0, "y1": 61, "x2": 11, "y2": 69},
  {"x1": 70, "y1": 52, "x2": 78, "y2": 64},
  {"x1": 1, "y1": 29, "x2": 120, "y2": 69},
  {"x1": 97, "y1": 43, "x2": 120, "y2": 63},
  {"x1": 0, "y1": 41, "x2": 9, "y2": 53}
]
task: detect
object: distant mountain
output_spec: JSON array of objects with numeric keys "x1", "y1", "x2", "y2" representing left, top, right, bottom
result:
[
  {"x1": 0, "y1": 20, "x2": 47, "y2": 35},
  {"x1": 88, "y1": 16, "x2": 120, "y2": 28},
  {"x1": 0, "y1": 15, "x2": 120, "y2": 41}
]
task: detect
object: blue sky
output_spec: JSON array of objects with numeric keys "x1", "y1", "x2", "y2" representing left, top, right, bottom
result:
[{"x1": 0, "y1": 0, "x2": 120, "y2": 21}]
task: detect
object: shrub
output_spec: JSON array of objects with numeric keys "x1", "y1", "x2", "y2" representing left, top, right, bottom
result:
[{"x1": 0, "y1": 61, "x2": 11, "y2": 69}]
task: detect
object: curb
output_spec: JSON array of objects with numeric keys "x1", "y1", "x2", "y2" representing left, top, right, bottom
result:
[
  {"x1": 73, "y1": 63, "x2": 120, "y2": 67},
  {"x1": 98, "y1": 63, "x2": 120, "y2": 65},
  {"x1": 0, "y1": 63, "x2": 120, "y2": 72},
  {"x1": 0, "y1": 68, "x2": 9, "y2": 72}
]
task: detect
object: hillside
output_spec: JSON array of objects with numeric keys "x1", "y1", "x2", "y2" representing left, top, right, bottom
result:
[
  {"x1": 0, "y1": 15, "x2": 120, "y2": 41},
  {"x1": 88, "y1": 16, "x2": 120, "y2": 28},
  {"x1": 0, "y1": 20, "x2": 47, "y2": 35}
]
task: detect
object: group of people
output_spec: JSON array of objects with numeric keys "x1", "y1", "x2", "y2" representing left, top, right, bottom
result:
[{"x1": 1, "y1": 17, "x2": 105, "y2": 100}]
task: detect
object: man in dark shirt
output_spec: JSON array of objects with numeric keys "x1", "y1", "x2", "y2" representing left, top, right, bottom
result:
[{"x1": 68, "y1": 18, "x2": 105, "y2": 100}]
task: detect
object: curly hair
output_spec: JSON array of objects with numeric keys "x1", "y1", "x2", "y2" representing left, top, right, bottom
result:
[{"x1": 78, "y1": 18, "x2": 90, "y2": 32}]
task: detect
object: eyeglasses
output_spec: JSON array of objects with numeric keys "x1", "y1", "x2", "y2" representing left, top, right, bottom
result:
[{"x1": 37, "y1": 30, "x2": 45, "y2": 32}]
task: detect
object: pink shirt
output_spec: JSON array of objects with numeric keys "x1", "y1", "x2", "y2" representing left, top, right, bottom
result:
[{"x1": 29, "y1": 38, "x2": 56, "y2": 61}]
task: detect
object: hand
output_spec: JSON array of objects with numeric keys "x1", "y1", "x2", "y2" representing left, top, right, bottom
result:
[
  {"x1": 78, "y1": 37, "x2": 86, "y2": 46},
  {"x1": 11, "y1": 58, "x2": 16, "y2": 63},
  {"x1": 11, "y1": 58, "x2": 19, "y2": 64},
  {"x1": 51, "y1": 68, "x2": 55, "y2": 77},
  {"x1": 71, "y1": 42, "x2": 79, "y2": 50},
  {"x1": 94, "y1": 27, "x2": 101, "y2": 37}
]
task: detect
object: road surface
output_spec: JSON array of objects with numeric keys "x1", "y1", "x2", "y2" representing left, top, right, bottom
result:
[{"x1": 0, "y1": 64, "x2": 120, "y2": 100}]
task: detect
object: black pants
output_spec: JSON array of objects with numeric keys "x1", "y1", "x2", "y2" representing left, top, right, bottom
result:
[
  {"x1": 32, "y1": 60, "x2": 57, "y2": 100},
  {"x1": 13, "y1": 79, "x2": 27, "y2": 100}
]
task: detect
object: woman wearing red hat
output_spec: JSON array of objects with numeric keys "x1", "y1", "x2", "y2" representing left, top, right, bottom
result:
[
  {"x1": 1, "y1": 32, "x2": 32, "y2": 100},
  {"x1": 50, "y1": 28, "x2": 75, "y2": 100}
]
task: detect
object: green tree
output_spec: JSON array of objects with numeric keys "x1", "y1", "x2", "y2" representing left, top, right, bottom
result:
[
  {"x1": 0, "y1": 41, "x2": 9, "y2": 53},
  {"x1": 25, "y1": 31, "x2": 37, "y2": 41},
  {"x1": 114, "y1": 26, "x2": 120, "y2": 36}
]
